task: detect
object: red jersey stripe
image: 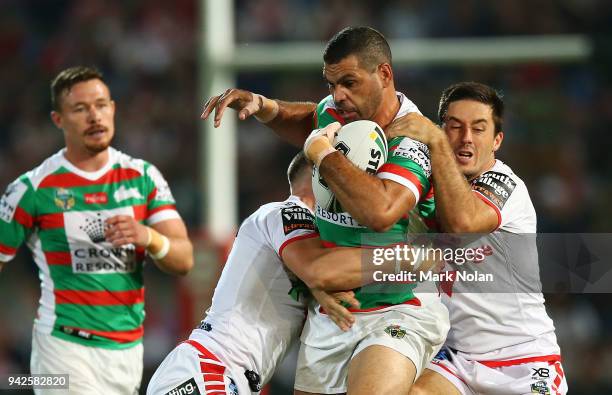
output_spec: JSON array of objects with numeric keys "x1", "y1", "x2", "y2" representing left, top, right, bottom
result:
[
  {"x1": 183, "y1": 340, "x2": 222, "y2": 362},
  {"x1": 325, "y1": 108, "x2": 346, "y2": 125},
  {"x1": 378, "y1": 163, "x2": 424, "y2": 196},
  {"x1": 14, "y1": 207, "x2": 34, "y2": 228},
  {"x1": 319, "y1": 297, "x2": 421, "y2": 314},
  {"x1": 0, "y1": 243, "x2": 17, "y2": 256},
  {"x1": 473, "y1": 190, "x2": 502, "y2": 229},
  {"x1": 37, "y1": 212, "x2": 65, "y2": 229},
  {"x1": 147, "y1": 187, "x2": 157, "y2": 203},
  {"x1": 39, "y1": 168, "x2": 142, "y2": 189},
  {"x1": 132, "y1": 204, "x2": 147, "y2": 221},
  {"x1": 203, "y1": 374, "x2": 225, "y2": 382},
  {"x1": 44, "y1": 251, "x2": 72, "y2": 265},
  {"x1": 478, "y1": 354, "x2": 561, "y2": 368},
  {"x1": 200, "y1": 362, "x2": 225, "y2": 375},
  {"x1": 278, "y1": 233, "x2": 318, "y2": 257},
  {"x1": 54, "y1": 288, "x2": 144, "y2": 306},
  {"x1": 83, "y1": 325, "x2": 143, "y2": 343},
  {"x1": 205, "y1": 384, "x2": 226, "y2": 391}
]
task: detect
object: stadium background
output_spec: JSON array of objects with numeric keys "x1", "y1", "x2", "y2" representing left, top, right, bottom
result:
[{"x1": 0, "y1": 0, "x2": 611, "y2": 393}]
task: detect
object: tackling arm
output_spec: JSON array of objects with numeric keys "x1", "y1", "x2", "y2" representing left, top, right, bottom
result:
[
  {"x1": 281, "y1": 237, "x2": 434, "y2": 291},
  {"x1": 386, "y1": 113, "x2": 498, "y2": 233},
  {"x1": 427, "y1": 133, "x2": 499, "y2": 233}
]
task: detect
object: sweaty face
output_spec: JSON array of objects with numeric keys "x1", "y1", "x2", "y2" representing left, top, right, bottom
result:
[
  {"x1": 443, "y1": 100, "x2": 503, "y2": 180},
  {"x1": 323, "y1": 55, "x2": 383, "y2": 123},
  {"x1": 53, "y1": 79, "x2": 115, "y2": 155}
]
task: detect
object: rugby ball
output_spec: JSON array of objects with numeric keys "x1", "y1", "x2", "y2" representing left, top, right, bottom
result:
[{"x1": 312, "y1": 120, "x2": 388, "y2": 212}]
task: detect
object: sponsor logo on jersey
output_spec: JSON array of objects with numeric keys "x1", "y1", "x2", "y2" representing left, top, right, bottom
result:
[
  {"x1": 84, "y1": 192, "x2": 108, "y2": 205},
  {"x1": 79, "y1": 213, "x2": 106, "y2": 243},
  {"x1": 197, "y1": 321, "x2": 212, "y2": 332},
  {"x1": 66, "y1": 209, "x2": 140, "y2": 274},
  {"x1": 0, "y1": 180, "x2": 26, "y2": 223},
  {"x1": 165, "y1": 378, "x2": 201, "y2": 395},
  {"x1": 316, "y1": 205, "x2": 363, "y2": 228},
  {"x1": 530, "y1": 380, "x2": 550, "y2": 394},
  {"x1": 281, "y1": 205, "x2": 315, "y2": 235},
  {"x1": 384, "y1": 324, "x2": 407, "y2": 339},
  {"x1": 113, "y1": 185, "x2": 143, "y2": 203},
  {"x1": 393, "y1": 140, "x2": 432, "y2": 177},
  {"x1": 54, "y1": 188, "x2": 75, "y2": 210},
  {"x1": 472, "y1": 171, "x2": 517, "y2": 210},
  {"x1": 532, "y1": 367, "x2": 550, "y2": 379}
]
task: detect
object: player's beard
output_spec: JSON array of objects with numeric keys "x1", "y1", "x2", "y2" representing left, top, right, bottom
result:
[
  {"x1": 85, "y1": 139, "x2": 111, "y2": 154},
  {"x1": 83, "y1": 128, "x2": 113, "y2": 154}
]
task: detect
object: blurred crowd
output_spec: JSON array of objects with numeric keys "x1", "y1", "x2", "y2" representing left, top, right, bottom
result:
[{"x1": 0, "y1": 0, "x2": 611, "y2": 393}]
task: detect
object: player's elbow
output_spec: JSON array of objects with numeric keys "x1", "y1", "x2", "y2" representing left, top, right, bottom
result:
[
  {"x1": 445, "y1": 217, "x2": 474, "y2": 233},
  {"x1": 301, "y1": 264, "x2": 332, "y2": 290},
  {"x1": 364, "y1": 212, "x2": 396, "y2": 233}
]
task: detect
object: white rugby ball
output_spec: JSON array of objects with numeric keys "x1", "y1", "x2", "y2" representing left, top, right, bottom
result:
[{"x1": 313, "y1": 120, "x2": 388, "y2": 212}]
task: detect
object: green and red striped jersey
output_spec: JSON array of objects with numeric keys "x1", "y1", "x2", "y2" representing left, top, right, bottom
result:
[
  {"x1": 0, "y1": 147, "x2": 180, "y2": 349},
  {"x1": 313, "y1": 93, "x2": 436, "y2": 310}
]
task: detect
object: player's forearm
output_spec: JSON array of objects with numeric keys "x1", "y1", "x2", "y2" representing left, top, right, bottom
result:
[
  {"x1": 319, "y1": 153, "x2": 397, "y2": 232},
  {"x1": 309, "y1": 247, "x2": 434, "y2": 291},
  {"x1": 306, "y1": 248, "x2": 369, "y2": 290},
  {"x1": 0, "y1": 261, "x2": 5, "y2": 273},
  {"x1": 265, "y1": 100, "x2": 317, "y2": 147},
  {"x1": 151, "y1": 236, "x2": 194, "y2": 276},
  {"x1": 428, "y1": 134, "x2": 482, "y2": 232}
]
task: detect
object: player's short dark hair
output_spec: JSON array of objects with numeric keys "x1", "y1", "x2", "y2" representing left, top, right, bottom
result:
[
  {"x1": 287, "y1": 151, "x2": 311, "y2": 187},
  {"x1": 323, "y1": 26, "x2": 392, "y2": 72},
  {"x1": 51, "y1": 66, "x2": 104, "y2": 111},
  {"x1": 438, "y1": 82, "x2": 504, "y2": 135}
]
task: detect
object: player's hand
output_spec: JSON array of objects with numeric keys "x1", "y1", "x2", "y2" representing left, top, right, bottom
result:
[
  {"x1": 311, "y1": 288, "x2": 359, "y2": 332},
  {"x1": 386, "y1": 113, "x2": 444, "y2": 146},
  {"x1": 104, "y1": 215, "x2": 149, "y2": 247},
  {"x1": 201, "y1": 88, "x2": 278, "y2": 127},
  {"x1": 303, "y1": 122, "x2": 341, "y2": 167}
]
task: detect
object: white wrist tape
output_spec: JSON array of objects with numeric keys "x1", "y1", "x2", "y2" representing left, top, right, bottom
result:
[
  {"x1": 151, "y1": 235, "x2": 171, "y2": 260},
  {"x1": 253, "y1": 94, "x2": 279, "y2": 123}
]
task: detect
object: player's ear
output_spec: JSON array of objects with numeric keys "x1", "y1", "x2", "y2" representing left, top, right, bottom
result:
[
  {"x1": 377, "y1": 63, "x2": 393, "y2": 88},
  {"x1": 493, "y1": 131, "x2": 504, "y2": 152},
  {"x1": 50, "y1": 111, "x2": 62, "y2": 129}
]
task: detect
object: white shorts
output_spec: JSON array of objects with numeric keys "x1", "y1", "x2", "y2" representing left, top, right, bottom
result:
[
  {"x1": 427, "y1": 346, "x2": 568, "y2": 395},
  {"x1": 294, "y1": 299, "x2": 449, "y2": 394},
  {"x1": 30, "y1": 328, "x2": 143, "y2": 395},
  {"x1": 146, "y1": 340, "x2": 251, "y2": 395}
]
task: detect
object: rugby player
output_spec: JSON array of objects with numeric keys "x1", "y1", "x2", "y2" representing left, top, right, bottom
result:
[
  {"x1": 387, "y1": 82, "x2": 567, "y2": 395},
  {"x1": 147, "y1": 152, "x2": 433, "y2": 395},
  {"x1": 202, "y1": 26, "x2": 449, "y2": 394}
]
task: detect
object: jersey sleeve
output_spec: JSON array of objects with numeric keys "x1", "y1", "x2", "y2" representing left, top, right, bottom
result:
[
  {"x1": 377, "y1": 137, "x2": 432, "y2": 203},
  {"x1": 0, "y1": 176, "x2": 36, "y2": 262},
  {"x1": 144, "y1": 164, "x2": 181, "y2": 225},
  {"x1": 266, "y1": 202, "x2": 318, "y2": 257},
  {"x1": 471, "y1": 170, "x2": 535, "y2": 231}
]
